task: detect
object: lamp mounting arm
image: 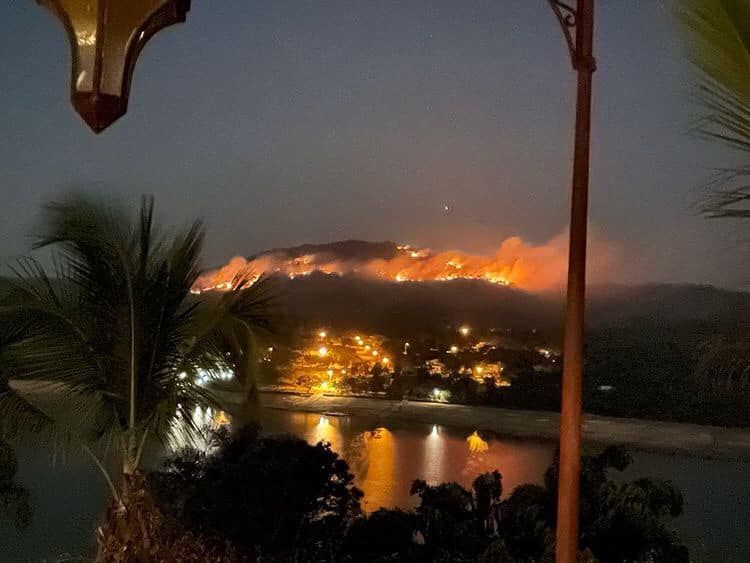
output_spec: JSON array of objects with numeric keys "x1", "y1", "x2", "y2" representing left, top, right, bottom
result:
[{"x1": 547, "y1": 0, "x2": 596, "y2": 72}]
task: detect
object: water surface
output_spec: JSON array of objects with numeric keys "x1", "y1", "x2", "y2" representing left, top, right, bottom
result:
[{"x1": 3, "y1": 409, "x2": 749, "y2": 562}]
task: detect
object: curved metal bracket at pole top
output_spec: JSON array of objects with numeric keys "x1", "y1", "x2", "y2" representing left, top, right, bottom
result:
[{"x1": 546, "y1": 0, "x2": 580, "y2": 70}]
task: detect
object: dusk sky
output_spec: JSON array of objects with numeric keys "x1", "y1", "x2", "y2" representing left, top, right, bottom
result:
[{"x1": 1, "y1": 1, "x2": 747, "y2": 287}]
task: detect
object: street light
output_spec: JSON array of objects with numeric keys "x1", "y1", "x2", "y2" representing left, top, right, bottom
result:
[
  {"x1": 37, "y1": 0, "x2": 191, "y2": 133},
  {"x1": 545, "y1": 2, "x2": 596, "y2": 563}
]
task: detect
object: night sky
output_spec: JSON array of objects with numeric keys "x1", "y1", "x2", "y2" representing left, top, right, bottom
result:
[{"x1": 0, "y1": 1, "x2": 746, "y2": 287}]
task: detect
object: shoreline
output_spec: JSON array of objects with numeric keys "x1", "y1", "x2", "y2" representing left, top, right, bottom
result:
[
  {"x1": 256, "y1": 391, "x2": 750, "y2": 460},
  {"x1": 13, "y1": 380, "x2": 750, "y2": 460}
]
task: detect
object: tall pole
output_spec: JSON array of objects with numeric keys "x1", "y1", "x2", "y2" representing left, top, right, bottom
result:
[{"x1": 554, "y1": 1, "x2": 595, "y2": 562}]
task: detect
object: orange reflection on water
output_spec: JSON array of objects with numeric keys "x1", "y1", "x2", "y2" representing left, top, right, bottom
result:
[
  {"x1": 359, "y1": 427, "x2": 397, "y2": 511},
  {"x1": 467, "y1": 430, "x2": 489, "y2": 453}
]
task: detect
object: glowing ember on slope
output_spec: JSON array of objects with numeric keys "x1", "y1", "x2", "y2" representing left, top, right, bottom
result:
[{"x1": 193, "y1": 232, "x2": 616, "y2": 293}]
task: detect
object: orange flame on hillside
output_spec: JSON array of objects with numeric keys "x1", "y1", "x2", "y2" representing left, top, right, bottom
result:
[{"x1": 193, "y1": 232, "x2": 615, "y2": 294}]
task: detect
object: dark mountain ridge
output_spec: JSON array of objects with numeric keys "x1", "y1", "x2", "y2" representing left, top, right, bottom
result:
[{"x1": 269, "y1": 271, "x2": 750, "y2": 338}]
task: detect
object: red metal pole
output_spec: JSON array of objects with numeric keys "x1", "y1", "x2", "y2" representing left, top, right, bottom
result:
[{"x1": 555, "y1": 1, "x2": 595, "y2": 562}]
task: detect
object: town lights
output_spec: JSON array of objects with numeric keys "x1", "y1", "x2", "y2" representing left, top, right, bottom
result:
[{"x1": 37, "y1": 0, "x2": 191, "y2": 132}]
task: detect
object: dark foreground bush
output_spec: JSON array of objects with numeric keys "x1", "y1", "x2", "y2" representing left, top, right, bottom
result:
[
  {"x1": 151, "y1": 426, "x2": 362, "y2": 561},
  {"x1": 343, "y1": 508, "x2": 421, "y2": 561}
]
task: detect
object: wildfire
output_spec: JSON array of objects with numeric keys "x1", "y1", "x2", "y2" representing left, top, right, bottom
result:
[{"x1": 193, "y1": 232, "x2": 616, "y2": 293}]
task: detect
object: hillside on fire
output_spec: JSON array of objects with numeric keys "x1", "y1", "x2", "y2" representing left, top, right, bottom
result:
[{"x1": 193, "y1": 239, "x2": 750, "y2": 334}]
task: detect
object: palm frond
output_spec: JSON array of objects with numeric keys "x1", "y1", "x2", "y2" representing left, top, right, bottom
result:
[
  {"x1": 0, "y1": 387, "x2": 54, "y2": 442},
  {"x1": 189, "y1": 273, "x2": 279, "y2": 387},
  {"x1": 1, "y1": 258, "x2": 104, "y2": 393},
  {"x1": 697, "y1": 165, "x2": 750, "y2": 216},
  {"x1": 5, "y1": 380, "x2": 123, "y2": 449},
  {"x1": 677, "y1": 0, "x2": 750, "y2": 216},
  {"x1": 677, "y1": 0, "x2": 750, "y2": 145}
]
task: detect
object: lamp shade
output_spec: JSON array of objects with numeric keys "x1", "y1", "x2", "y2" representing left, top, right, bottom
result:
[{"x1": 38, "y1": 0, "x2": 191, "y2": 132}]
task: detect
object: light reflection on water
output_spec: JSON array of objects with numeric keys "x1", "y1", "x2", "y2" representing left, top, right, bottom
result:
[
  {"x1": 260, "y1": 410, "x2": 555, "y2": 511},
  {"x1": 312, "y1": 415, "x2": 344, "y2": 452},
  {"x1": 423, "y1": 425, "x2": 446, "y2": 484},
  {"x1": 360, "y1": 427, "x2": 396, "y2": 510}
]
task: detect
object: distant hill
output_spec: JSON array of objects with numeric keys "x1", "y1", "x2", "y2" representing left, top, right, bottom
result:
[
  {"x1": 587, "y1": 283, "x2": 750, "y2": 328},
  {"x1": 267, "y1": 271, "x2": 750, "y2": 338},
  {"x1": 274, "y1": 272, "x2": 560, "y2": 337}
]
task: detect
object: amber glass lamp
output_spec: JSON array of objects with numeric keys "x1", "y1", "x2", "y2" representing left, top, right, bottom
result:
[{"x1": 37, "y1": 0, "x2": 191, "y2": 132}]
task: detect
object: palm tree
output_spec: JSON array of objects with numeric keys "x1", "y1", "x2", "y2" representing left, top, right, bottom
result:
[
  {"x1": 676, "y1": 0, "x2": 750, "y2": 216},
  {"x1": 0, "y1": 193, "x2": 277, "y2": 557}
]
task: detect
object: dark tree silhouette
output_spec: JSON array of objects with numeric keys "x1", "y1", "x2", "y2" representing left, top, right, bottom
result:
[
  {"x1": 151, "y1": 426, "x2": 362, "y2": 561},
  {"x1": 343, "y1": 508, "x2": 421, "y2": 562},
  {"x1": 512, "y1": 445, "x2": 688, "y2": 563},
  {"x1": 344, "y1": 446, "x2": 687, "y2": 563}
]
